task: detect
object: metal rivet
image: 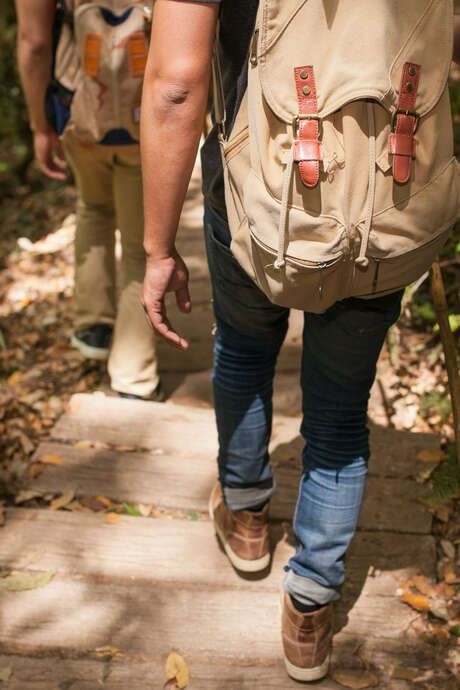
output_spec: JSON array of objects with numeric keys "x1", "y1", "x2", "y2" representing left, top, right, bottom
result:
[
  {"x1": 408, "y1": 66, "x2": 417, "y2": 77},
  {"x1": 302, "y1": 85, "x2": 311, "y2": 96},
  {"x1": 406, "y1": 82, "x2": 414, "y2": 92},
  {"x1": 300, "y1": 69, "x2": 309, "y2": 80}
]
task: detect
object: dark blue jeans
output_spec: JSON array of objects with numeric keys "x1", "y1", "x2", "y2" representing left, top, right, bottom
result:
[{"x1": 204, "y1": 202, "x2": 402, "y2": 606}]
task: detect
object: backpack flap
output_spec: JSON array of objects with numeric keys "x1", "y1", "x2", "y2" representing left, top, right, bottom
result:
[{"x1": 257, "y1": 0, "x2": 452, "y2": 123}]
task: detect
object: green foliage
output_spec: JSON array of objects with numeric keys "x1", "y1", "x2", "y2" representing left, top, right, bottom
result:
[
  {"x1": 410, "y1": 300, "x2": 437, "y2": 328},
  {"x1": 419, "y1": 390, "x2": 452, "y2": 421},
  {"x1": 185, "y1": 510, "x2": 199, "y2": 521},
  {"x1": 423, "y1": 445, "x2": 460, "y2": 504},
  {"x1": 121, "y1": 502, "x2": 142, "y2": 517}
]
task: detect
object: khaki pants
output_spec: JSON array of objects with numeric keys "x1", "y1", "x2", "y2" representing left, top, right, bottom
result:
[{"x1": 63, "y1": 136, "x2": 159, "y2": 397}]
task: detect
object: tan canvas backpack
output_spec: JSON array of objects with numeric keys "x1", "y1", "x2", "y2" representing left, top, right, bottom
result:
[
  {"x1": 214, "y1": 0, "x2": 460, "y2": 313},
  {"x1": 49, "y1": 0, "x2": 153, "y2": 144}
]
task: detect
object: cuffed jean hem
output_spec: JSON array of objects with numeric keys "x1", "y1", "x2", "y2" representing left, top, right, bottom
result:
[
  {"x1": 283, "y1": 569, "x2": 341, "y2": 607},
  {"x1": 223, "y1": 481, "x2": 277, "y2": 512}
]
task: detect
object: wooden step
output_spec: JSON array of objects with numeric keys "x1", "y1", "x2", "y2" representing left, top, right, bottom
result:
[
  {"x1": 0, "y1": 654, "x2": 413, "y2": 690},
  {"x1": 0, "y1": 509, "x2": 434, "y2": 686},
  {"x1": 51, "y1": 393, "x2": 441, "y2": 477},
  {"x1": 0, "y1": 509, "x2": 435, "y2": 595},
  {"x1": 0, "y1": 569, "x2": 432, "y2": 675},
  {"x1": 32, "y1": 435, "x2": 432, "y2": 534}
]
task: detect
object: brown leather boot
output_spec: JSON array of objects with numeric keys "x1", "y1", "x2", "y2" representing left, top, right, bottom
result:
[
  {"x1": 208, "y1": 482, "x2": 270, "y2": 572},
  {"x1": 281, "y1": 591, "x2": 333, "y2": 682}
]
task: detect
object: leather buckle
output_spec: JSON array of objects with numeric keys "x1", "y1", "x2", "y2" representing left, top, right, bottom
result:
[
  {"x1": 391, "y1": 108, "x2": 420, "y2": 135},
  {"x1": 292, "y1": 114, "x2": 323, "y2": 139}
]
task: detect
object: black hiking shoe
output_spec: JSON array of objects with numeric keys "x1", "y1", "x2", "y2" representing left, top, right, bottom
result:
[
  {"x1": 118, "y1": 381, "x2": 166, "y2": 403},
  {"x1": 71, "y1": 324, "x2": 113, "y2": 361}
]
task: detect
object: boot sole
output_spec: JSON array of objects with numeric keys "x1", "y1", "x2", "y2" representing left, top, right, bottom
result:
[
  {"x1": 280, "y1": 590, "x2": 331, "y2": 682},
  {"x1": 284, "y1": 654, "x2": 330, "y2": 682},
  {"x1": 208, "y1": 491, "x2": 270, "y2": 573},
  {"x1": 71, "y1": 336, "x2": 110, "y2": 361}
]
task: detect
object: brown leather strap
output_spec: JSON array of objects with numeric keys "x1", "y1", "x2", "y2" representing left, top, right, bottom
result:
[
  {"x1": 391, "y1": 62, "x2": 421, "y2": 184},
  {"x1": 294, "y1": 66, "x2": 322, "y2": 188}
]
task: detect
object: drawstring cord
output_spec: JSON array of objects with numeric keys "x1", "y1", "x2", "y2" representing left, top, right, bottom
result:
[
  {"x1": 354, "y1": 102, "x2": 376, "y2": 268},
  {"x1": 274, "y1": 144, "x2": 295, "y2": 269}
]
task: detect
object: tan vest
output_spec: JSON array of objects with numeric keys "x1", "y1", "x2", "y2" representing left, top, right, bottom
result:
[
  {"x1": 217, "y1": 0, "x2": 460, "y2": 312},
  {"x1": 55, "y1": 0, "x2": 152, "y2": 144}
]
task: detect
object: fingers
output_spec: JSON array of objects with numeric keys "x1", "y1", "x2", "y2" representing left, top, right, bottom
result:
[
  {"x1": 34, "y1": 132, "x2": 68, "y2": 180},
  {"x1": 53, "y1": 137, "x2": 67, "y2": 166},
  {"x1": 39, "y1": 161, "x2": 67, "y2": 180},
  {"x1": 175, "y1": 285, "x2": 191, "y2": 313},
  {"x1": 155, "y1": 316, "x2": 189, "y2": 351},
  {"x1": 142, "y1": 300, "x2": 189, "y2": 351}
]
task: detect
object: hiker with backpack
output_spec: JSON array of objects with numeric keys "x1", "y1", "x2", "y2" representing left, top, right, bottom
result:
[
  {"x1": 140, "y1": 0, "x2": 460, "y2": 681},
  {"x1": 15, "y1": 0, "x2": 164, "y2": 402}
]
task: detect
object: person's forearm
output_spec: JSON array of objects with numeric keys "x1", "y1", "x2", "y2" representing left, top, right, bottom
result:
[
  {"x1": 16, "y1": 3, "x2": 54, "y2": 133},
  {"x1": 141, "y1": 75, "x2": 209, "y2": 260},
  {"x1": 141, "y1": 0, "x2": 218, "y2": 261}
]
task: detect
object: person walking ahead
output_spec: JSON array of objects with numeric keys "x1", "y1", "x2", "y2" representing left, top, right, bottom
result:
[
  {"x1": 15, "y1": 0, "x2": 163, "y2": 401},
  {"x1": 140, "y1": 0, "x2": 460, "y2": 681}
]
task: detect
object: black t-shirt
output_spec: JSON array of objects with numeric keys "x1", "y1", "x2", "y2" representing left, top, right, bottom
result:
[{"x1": 191, "y1": 0, "x2": 259, "y2": 216}]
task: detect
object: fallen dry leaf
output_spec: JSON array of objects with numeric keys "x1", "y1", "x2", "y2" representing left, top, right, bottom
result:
[
  {"x1": 2, "y1": 570, "x2": 55, "y2": 592},
  {"x1": 105, "y1": 512, "x2": 121, "y2": 524},
  {"x1": 428, "y1": 624, "x2": 450, "y2": 646},
  {"x1": 64, "y1": 500, "x2": 92, "y2": 512},
  {"x1": 444, "y1": 562, "x2": 460, "y2": 585},
  {"x1": 89, "y1": 645, "x2": 121, "y2": 659},
  {"x1": 430, "y1": 605, "x2": 450, "y2": 622},
  {"x1": 73, "y1": 440, "x2": 109, "y2": 450},
  {"x1": 114, "y1": 445, "x2": 137, "y2": 452},
  {"x1": 417, "y1": 448, "x2": 446, "y2": 463},
  {"x1": 357, "y1": 645, "x2": 370, "y2": 671},
  {"x1": 50, "y1": 491, "x2": 75, "y2": 511},
  {"x1": 37, "y1": 453, "x2": 62, "y2": 465},
  {"x1": 80, "y1": 496, "x2": 112, "y2": 512},
  {"x1": 400, "y1": 591, "x2": 430, "y2": 612},
  {"x1": 409, "y1": 575, "x2": 433, "y2": 597},
  {"x1": 7, "y1": 371, "x2": 23, "y2": 386},
  {"x1": 28, "y1": 463, "x2": 45, "y2": 478},
  {"x1": 136, "y1": 503, "x2": 152, "y2": 517},
  {"x1": 165, "y1": 651, "x2": 190, "y2": 689},
  {"x1": 15, "y1": 430, "x2": 35, "y2": 455},
  {"x1": 441, "y1": 539, "x2": 456, "y2": 560},
  {"x1": 15, "y1": 489, "x2": 43, "y2": 504},
  {"x1": 164, "y1": 680, "x2": 177, "y2": 689},
  {"x1": 330, "y1": 670, "x2": 379, "y2": 689},
  {"x1": 426, "y1": 501, "x2": 452, "y2": 523},
  {"x1": 73, "y1": 440, "x2": 92, "y2": 449},
  {"x1": 0, "y1": 664, "x2": 13, "y2": 682}
]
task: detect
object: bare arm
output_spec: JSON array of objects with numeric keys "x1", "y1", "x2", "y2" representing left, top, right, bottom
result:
[
  {"x1": 140, "y1": 0, "x2": 219, "y2": 349},
  {"x1": 15, "y1": 0, "x2": 66, "y2": 179}
]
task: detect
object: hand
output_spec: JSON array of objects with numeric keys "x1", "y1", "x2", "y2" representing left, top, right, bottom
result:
[
  {"x1": 141, "y1": 251, "x2": 191, "y2": 350},
  {"x1": 33, "y1": 128, "x2": 67, "y2": 180}
]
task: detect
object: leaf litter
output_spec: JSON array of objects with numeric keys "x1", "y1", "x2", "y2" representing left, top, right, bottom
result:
[
  {"x1": 165, "y1": 651, "x2": 190, "y2": 689},
  {"x1": 0, "y1": 664, "x2": 13, "y2": 682},
  {"x1": 2, "y1": 570, "x2": 55, "y2": 591},
  {"x1": 331, "y1": 645, "x2": 379, "y2": 689}
]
